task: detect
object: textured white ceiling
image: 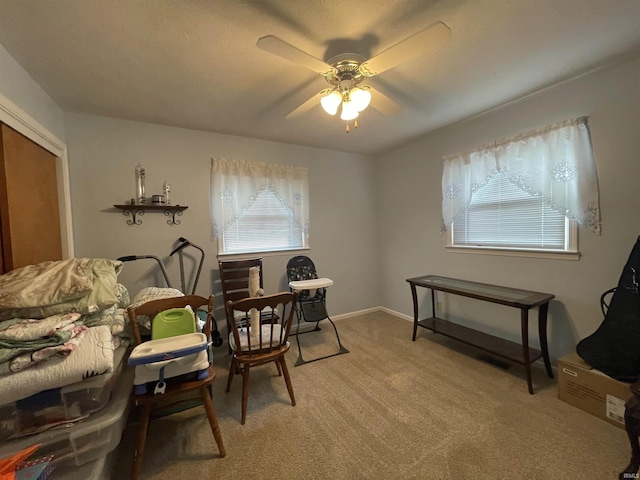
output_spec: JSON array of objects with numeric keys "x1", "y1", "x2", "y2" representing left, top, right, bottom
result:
[{"x1": 1, "y1": 0, "x2": 639, "y2": 154}]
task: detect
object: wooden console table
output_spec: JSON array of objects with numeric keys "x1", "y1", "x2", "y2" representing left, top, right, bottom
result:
[{"x1": 406, "y1": 275, "x2": 554, "y2": 394}]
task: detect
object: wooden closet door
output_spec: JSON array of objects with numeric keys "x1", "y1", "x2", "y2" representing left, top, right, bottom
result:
[{"x1": 0, "y1": 123, "x2": 62, "y2": 273}]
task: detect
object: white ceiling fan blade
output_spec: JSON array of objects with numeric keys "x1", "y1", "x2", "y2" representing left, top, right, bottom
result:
[
  {"x1": 367, "y1": 86, "x2": 401, "y2": 115},
  {"x1": 285, "y1": 90, "x2": 329, "y2": 119},
  {"x1": 360, "y1": 21, "x2": 451, "y2": 76},
  {"x1": 257, "y1": 36, "x2": 335, "y2": 75}
]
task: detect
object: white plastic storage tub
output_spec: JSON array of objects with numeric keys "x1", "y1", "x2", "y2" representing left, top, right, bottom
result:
[
  {"x1": 0, "y1": 347, "x2": 127, "y2": 441},
  {"x1": 0, "y1": 365, "x2": 133, "y2": 467}
]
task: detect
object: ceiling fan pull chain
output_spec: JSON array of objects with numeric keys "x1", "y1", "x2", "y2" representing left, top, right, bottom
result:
[
  {"x1": 346, "y1": 124, "x2": 350, "y2": 133},
  {"x1": 354, "y1": 120, "x2": 358, "y2": 129}
]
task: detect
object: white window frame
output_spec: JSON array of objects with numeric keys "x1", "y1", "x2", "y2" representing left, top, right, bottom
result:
[
  {"x1": 446, "y1": 221, "x2": 579, "y2": 260},
  {"x1": 446, "y1": 171, "x2": 579, "y2": 260}
]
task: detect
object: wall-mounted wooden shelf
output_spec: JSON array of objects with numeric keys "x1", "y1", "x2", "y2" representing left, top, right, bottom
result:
[{"x1": 113, "y1": 204, "x2": 188, "y2": 226}]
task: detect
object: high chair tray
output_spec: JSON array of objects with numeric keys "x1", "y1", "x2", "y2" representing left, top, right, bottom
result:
[
  {"x1": 288, "y1": 278, "x2": 334, "y2": 291},
  {"x1": 128, "y1": 333, "x2": 207, "y2": 366}
]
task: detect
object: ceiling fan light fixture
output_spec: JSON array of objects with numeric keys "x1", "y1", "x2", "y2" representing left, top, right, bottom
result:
[
  {"x1": 321, "y1": 90, "x2": 342, "y2": 115},
  {"x1": 350, "y1": 87, "x2": 371, "y2": 112},
  {"x1": 340, "y1": 100, "x2": 359, "y2": 121}
]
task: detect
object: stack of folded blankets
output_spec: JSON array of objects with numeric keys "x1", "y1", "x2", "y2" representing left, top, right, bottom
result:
[{"x1": 0, "y1": 258, "x2": 132, "y2": 441}]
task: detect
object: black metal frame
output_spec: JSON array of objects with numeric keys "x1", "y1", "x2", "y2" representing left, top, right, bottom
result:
[{"x1": 286, "y1": 255, "x2": 348, "y2": 366}]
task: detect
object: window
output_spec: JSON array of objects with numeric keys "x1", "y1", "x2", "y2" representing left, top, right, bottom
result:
[
  {"x1": 442, "y1": 117, "x2": 600, "y2": 257},
  {"x1": 210, "y1": 158, "x2": 309, "y2": 255},
  {"x1": 451, "y1": 171, "x2": 574, "y2": 252}
]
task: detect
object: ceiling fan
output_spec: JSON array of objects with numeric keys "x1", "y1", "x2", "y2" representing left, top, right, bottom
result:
[{"x1": 257, "y1": 21, "x2": 451, "y2": 131}]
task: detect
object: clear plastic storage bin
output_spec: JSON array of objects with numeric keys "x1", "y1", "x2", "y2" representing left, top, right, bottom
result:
[
  {"x1": 0, "y1": 347, "x2": 127, "y2": 441},
  {"x1": 0, "y1": 365, "x2": 133, "y2": 467}
]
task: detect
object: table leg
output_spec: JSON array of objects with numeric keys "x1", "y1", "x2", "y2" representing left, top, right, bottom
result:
[
  {"x1": 430, "y1": 289, "x2": 436, "y2": 333},
  {"x1": 538, "y1": 302, "x2": 553, "y2": 378},
  {"x1": 520, "y1": 308, "x2": 533, "y2": 394},
  {"x1": 411, "y1": 284, "x2": 419, "y2": 341}
]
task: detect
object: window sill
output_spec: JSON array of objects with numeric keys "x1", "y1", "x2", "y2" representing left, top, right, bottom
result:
[
  {"x1": 445, "y1": 246, "x2": 580, "y2": 261},
  {"x1": 217, "y1": 247, "x2": 310, "y2": 260}
]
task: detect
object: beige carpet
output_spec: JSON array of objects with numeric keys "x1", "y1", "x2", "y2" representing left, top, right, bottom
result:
[{"x1": 108, "y1": 311, "x2": 630, "y2": 479}]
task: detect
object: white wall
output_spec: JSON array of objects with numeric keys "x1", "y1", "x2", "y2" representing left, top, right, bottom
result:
[
  {"x1": 64, "y1": 113, "x2": 379, "y2": 327},
  {"x1": 3, "y1": 33, "x2": 639, "y2": 361},
  {"x1": 375, "y1": 54, "x2": 640, "y2": 361},
  {"x1": 0, "y1": 44, "x2": 65, "y2": 141}
]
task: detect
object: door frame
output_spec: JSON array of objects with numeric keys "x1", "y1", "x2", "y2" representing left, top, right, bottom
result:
[{"x1": 0, "y1": 92, "x2": 73, "y2": 258}]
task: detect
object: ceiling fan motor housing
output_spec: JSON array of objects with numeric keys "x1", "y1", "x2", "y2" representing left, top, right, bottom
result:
[{"x1": 324, "y1": 53, "x2": 370, "y2": 91}]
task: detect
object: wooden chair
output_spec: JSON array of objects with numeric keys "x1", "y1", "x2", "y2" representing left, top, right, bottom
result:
[
  {"x1": 218, "y1": 258, "x2": 272, "y2": 351},
  {"x1": 225, "y1": 291, "x2": 298, "y2": 425},
  {"x1": 126, "y1": 295, "x2": 226, "y2": 480},
  {"x1": 621, "y1": 381, "x2": 640, "y2": 479}
]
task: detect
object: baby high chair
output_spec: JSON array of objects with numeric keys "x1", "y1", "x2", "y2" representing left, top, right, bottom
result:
[{"x1": 286, "y1": 255, "x2": 348, "y2": 366}]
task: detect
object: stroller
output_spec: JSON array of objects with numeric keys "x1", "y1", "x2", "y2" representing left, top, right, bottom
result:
[
  {"x1": 118, "y1": 237, "x2": 223, "y2": 347},
  {"x1": 286, "y1": 255, "x2": 348, "y2": 366}
]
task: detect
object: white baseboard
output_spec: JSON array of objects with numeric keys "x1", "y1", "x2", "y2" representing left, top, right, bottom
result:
[
  {"x1": 213, "y1": 307, "x2": 413, "y2": 350},
  {"x1": 332, "y1": 306, "x2": 412, "y2": 322}
]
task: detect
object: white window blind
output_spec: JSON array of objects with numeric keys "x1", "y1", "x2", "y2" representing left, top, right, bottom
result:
[
  {"x1": 452, "y1": 172, "x2": 568, "y2": 250},
  {"x1": 221, "y1": 188, "x2": 305, "y2": 254}
]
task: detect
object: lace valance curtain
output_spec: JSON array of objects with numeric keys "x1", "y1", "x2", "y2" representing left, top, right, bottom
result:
[
  {"x1": 441, "y1": 117, "x2": 601, "y2": 234},
  {"x1": 210, "y1": 157, "x2": 309, "y2": 239}
]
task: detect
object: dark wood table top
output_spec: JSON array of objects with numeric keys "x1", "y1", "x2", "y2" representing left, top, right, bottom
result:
[{"x1": 406, "y1": 275, "x2": 555, "y2": 309}]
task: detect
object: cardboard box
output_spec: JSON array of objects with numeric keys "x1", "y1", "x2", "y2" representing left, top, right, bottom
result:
[{"x1": 558, "y1": 352, "x2": 633, "y2": 429}]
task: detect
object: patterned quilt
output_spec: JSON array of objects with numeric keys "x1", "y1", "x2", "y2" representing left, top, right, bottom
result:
[
  {"x1": 0, "y1": 258, "x2": 123, "y2": 320},
  {"x1": 0, "y1": 258, "x2": 129, "y2": 379}
]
